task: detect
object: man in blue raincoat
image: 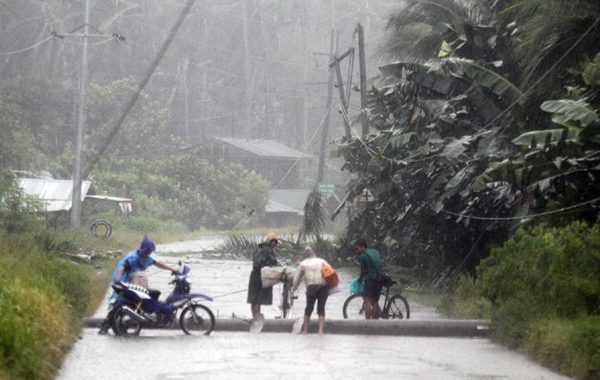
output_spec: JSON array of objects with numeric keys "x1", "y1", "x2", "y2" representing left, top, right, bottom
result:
[{"x1": 98, "y1": 235, "x2": 180, "y2": 335}]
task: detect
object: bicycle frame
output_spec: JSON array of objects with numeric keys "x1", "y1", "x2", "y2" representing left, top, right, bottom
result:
[
  {"x1": 279, "y1": 270, "x2": 295, "y2": 319},
  {"x1": 380, "y1": 285, "x2": 392, "y2": 314}
]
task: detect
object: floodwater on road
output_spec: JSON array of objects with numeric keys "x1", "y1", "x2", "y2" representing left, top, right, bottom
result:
[{"x1": 57, "y1": 238, "x2": 573, "y2": 380}]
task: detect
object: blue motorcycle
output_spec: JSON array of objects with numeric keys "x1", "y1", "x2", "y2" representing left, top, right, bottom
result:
[{"x1": 110, "y1": 265, "x2": 215, "y2": 336}]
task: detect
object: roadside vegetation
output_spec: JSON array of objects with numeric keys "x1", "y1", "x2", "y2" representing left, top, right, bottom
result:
[
  {"x1": 0, "y1": 180, "x2": 111, "y2": 379},
  {"x1": 331, "y1": 0, "x2": 600, "y2": 378},
  {"x1": 405, "y1": 221, "x2": 600, "y2": 379}
]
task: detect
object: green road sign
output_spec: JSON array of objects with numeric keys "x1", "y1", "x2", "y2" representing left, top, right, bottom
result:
[{"x1": 318, "y1": 183, "x2": 335, "y2": 195}]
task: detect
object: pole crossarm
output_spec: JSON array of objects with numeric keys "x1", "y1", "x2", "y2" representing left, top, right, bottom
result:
[{"x1": 329, "y1": 47, "x2": 355, "y2": 67}]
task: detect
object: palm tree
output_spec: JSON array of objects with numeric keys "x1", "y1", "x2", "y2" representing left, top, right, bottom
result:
[
  {"x1": 500, "y1": 0, "x2": 600, "y2": 90},
  {"x1": 381, "y1": 0, "x2": 492, "y2": 62}
]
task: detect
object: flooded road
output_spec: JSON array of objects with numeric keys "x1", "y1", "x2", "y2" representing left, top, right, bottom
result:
[{"x1": 57, "y1": 238, "x2": 572, "y2": 380}]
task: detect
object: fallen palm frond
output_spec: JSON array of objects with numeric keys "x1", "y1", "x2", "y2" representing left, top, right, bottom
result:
[{"x1": 215, "y1": 234, "x2": 303, "y2": 259}]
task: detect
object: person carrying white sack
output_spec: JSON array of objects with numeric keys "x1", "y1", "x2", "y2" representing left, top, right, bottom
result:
[{"x1": 291, "y1": 247, "x2": 330, "y2": 335}]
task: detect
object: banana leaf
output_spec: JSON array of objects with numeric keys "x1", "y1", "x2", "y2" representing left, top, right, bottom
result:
[
  {"x1": 541, "y1": 99, "x2": 600, "y2": 128},
  {"x1": 512, "y1": 128, "x2": 580, "y2": 148},
  {"x1": 444, "y1": 58, "x2": 522, "y2": 105}
]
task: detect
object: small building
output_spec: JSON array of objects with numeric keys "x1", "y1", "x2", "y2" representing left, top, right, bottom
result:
[
  {"x1": 202, "y1": 137, "x2": 313, "y2": 189},
  {"x1": 263, "y1": 199, "x2": 303, "y2": 227},
  {"x1": 16, "y1": 178, "x2": 132, "y2": 226},
  {"x1": 18, "y1": 178, "x2": 93, "y2": 213}
]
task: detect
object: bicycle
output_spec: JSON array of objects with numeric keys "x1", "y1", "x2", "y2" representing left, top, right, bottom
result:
[
  {"x1": 342, "y1": 280, "x2": 410, "y2": 320},
  {"x1": 278, "y1": 269, "x2": 297, "y2": 319}
]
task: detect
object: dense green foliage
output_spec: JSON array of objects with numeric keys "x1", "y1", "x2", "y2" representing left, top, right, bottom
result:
[
  {"x1": 337, "y1": 0, "x2": 600, "y2": 277},
  {"x1": 446, "y1": 221, "x2": 600, "y2": 379},
  {"x1": 0, "y1": 78, "x2": 270, "y2": 231},
  {"x1": 0, "y1": 235, "x2": 99, "y2": 380}
]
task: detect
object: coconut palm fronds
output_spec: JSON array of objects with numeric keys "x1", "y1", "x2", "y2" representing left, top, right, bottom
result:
[{"x1": 298, "y1": 188, "x2": 326, "y2": 244}]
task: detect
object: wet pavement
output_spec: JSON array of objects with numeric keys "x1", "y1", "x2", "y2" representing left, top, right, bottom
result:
[{"x1": 57, "y1": 238, "x2": 573, "y2": 380}]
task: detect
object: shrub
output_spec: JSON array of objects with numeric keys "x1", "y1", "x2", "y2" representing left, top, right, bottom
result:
[
  {"x1": 0, "y1": 236, "x2": 98, "y2": 379},
  {"x1": 478, "y1": 221, "x2": 600, "y2": 319},
  {"x1": 0, "y1": 274, "x2": 71, "y2": 380},
  {"x1": 472, "y1": 220, "x2": 600, "y2": 378},
  {"x1": 439, "y1": 275, "x2": 492, "y2": 319},
  {"x1": 524, "y1": 317, "x2": 600, "y2": 380}
]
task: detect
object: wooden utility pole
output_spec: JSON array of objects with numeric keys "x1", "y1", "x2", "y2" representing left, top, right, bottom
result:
[
  {"x1": 329, "y1": 47, "x2": 354, "y2": 139},
  {"x1": 317, "y1": 30, "x2": 336, "y2": 184},
  {"x1": 356, "y1": 23, "x2": 369, "y2": 137}
]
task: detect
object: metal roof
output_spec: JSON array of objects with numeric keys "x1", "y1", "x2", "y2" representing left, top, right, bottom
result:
[
  {"x1": 215, "y1": 138, "x2": 313, "y2": 159},
  {"x1": 269, "y1": 189, "x2": 312, "y2": 211},
  {"x1": 17, "y1": 178, "x2": 92, "y2": 212},
  {"x1": 265, "y1": 199, "x2": 303, "y2": 215}
]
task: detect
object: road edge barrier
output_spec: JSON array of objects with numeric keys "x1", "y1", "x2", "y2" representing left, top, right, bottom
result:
[{"x1": 82, "y1": 317, "x2": 490, "y2": 337}]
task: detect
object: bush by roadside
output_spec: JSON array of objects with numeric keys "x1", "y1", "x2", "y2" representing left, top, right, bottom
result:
[
  {"x1": 0, "y1": 234, "x2": 107, "y2": 380},
  {"x1": 441, "y1": 221, "x2": 600, "y2": 380}
]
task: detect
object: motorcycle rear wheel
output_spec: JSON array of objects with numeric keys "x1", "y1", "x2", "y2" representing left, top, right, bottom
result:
[
  {"x1": 111, "y1": 305, "x2": 143, "y2": 337},
  {"x1": 180, "y1": 304, "x2": 215, "y2": 336}
]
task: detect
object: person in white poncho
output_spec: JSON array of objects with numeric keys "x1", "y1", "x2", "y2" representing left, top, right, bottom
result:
[{"x1": 292, "y1": 247, "x2": 330, "y2": 335}]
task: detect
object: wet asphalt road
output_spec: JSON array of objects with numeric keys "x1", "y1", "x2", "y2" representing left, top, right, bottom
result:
[{"x1": 57, "y1": 238, "x2": 572, "y2": 380}]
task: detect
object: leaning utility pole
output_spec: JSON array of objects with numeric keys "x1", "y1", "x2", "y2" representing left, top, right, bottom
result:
[
  {"x1": 329, "y1": 46, "x2": 354, "y2": 139},
  {"x1": 70, "y1": 0, "x2": 91, "y2": 227},
  {"x1": 317, "y1": 30, "x2": 336, "y2": 184},
  {"x1": 356, "y1": 23, "x2": 369, "y2": 137}
]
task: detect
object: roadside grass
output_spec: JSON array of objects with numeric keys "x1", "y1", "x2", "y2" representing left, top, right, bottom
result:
[
  {"x1": 523, "y1": 317, "x2": 600, "y2": 380},
  {"x1": 0, "y1": 237, "x2": 87, "y2": 380}
]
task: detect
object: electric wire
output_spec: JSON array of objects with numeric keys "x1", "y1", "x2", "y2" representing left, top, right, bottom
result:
[
  {"x1": 344, "y1": 18, "x2": 600, "y2": 165},
  {"x1": 336, "y1": 19, "x2": 600, "y2": 221},
  {"x1": 84, "y1": 0, "x2": 197, "y2": 178},
  {"x1": 273, "y1": 107, "x2": 332, "y2": 189},
  {"x1": 440, "y1": 196, "x2": 600, "y2": 221},
  {"x1": 0, "y1": 36, "x2": 52, "y2": 56}
]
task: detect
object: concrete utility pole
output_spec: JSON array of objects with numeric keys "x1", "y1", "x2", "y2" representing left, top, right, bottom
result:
[
  {"x1": 63, "y1": 0, "x2": 121, "y2": 226},
  {"x1": 70, "y1": 0, "x2": 91, "y2": 227},
  {"x1": 242, "y1": 1, "x2": 252, "y2": 138},
  {"x1": 356, "y1": 23, "x2": 369, "y2": 137}
]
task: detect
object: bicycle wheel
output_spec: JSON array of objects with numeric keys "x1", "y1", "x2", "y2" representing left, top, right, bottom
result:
[
  {"x1": 281, "y1": 285, "x2": 293, "y2": 319},
  {"x1": 180, "y1": 304, "x2": 215, "y2": 336},
  {"x1": 342, "y1": 294, "x2": 367, "y2": 319},
  {"x1": 110, "y1": 305, "x2": 143, "y2": 337},
  {"x1": 385, "y1": 295, "x2": 410, "y2": 320}
]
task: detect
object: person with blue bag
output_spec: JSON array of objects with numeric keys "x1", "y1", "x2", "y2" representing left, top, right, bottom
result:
[{"x1": 356, "y1": 239, "x2": 383, "y2": 319}]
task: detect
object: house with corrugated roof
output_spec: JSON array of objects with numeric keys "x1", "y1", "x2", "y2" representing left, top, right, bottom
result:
[{"x1": 202, "y1": 137, "x2": 313, "y2": 189}]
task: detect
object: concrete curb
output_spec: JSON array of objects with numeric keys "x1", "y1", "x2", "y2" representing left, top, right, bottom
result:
[{"x1": 83, "y1": 317, "x2": 490, "y2": 337}]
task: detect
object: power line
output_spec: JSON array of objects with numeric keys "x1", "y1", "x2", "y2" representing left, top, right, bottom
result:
[
  {"x1": 343, "y1": 18, "x2": 600, "y2": 165},
  {"x1": 185, "y1": 105, "x2": 329, "y2": 123},
  {"x1": 84, "y1": 0, "x2": 198, "y2": 177},
  {"x1": 274, "y1": 107, "x2": 332, "y2": 189},
  {"x1": 440, "y1": 196, "x2": 600, "y2": 221},
  {"x1": 107, "y1": 38, "x2": 337, "y2": 105},
  {"x1": 193, "y1": 3, "x2": 307, "y2": 34},
  {"x1": 0, "y1": 36, "x2": 52, "y2": 56}
]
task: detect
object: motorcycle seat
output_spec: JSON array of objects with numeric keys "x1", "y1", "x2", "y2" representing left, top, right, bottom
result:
[{"x1": 149, "y1": 289, "x2": 161, "y2": 300}]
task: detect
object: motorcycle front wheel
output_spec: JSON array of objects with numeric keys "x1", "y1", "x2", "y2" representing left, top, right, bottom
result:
[
  {"x1": 110, "y1": 305, "x2": 143, "y2": 337},
  {"x1": 180, "y1": 304, "x2": 215, "y2": 336}
]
